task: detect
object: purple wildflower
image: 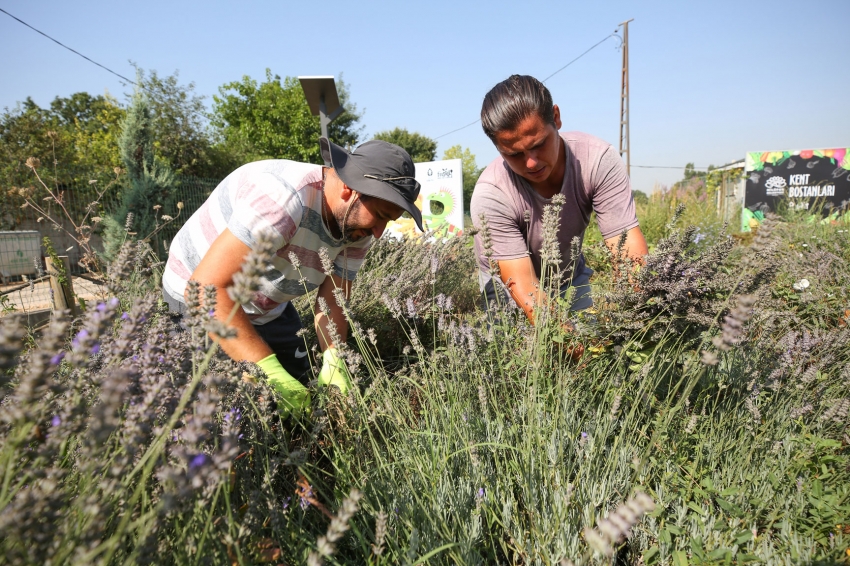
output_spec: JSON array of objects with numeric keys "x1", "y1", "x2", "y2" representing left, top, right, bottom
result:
[
  {"x1": 300, "y1": 484, "x2": 314, "y2": 509},
  {"x1": 91, "y1": 343, "x2": 100, "y2": 355},
  {"x1": 189, "y1": 454, "x2": 211, "y2": 471},
  {"x1": 51, "y1": 415, "x2": 61, "y2": 427},
  {"x1": 72, "y1": 329, "x2": 89, "y2": 347},
  {"x1": 50, "y1": 352, "x2": 65, "y2": 365}
]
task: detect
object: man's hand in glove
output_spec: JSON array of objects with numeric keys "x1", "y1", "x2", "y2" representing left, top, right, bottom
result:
[
  {"x1": 256, "y1": 354, "x2": 310, "y2": 419},
  {"x1": 317, "y1": 347, "x2": 352, "y2": 396}
]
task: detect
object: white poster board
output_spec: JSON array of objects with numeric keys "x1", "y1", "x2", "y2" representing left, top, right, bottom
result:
[{"x1": 385, "y1": 158, "x2": 464, "y2": 239}]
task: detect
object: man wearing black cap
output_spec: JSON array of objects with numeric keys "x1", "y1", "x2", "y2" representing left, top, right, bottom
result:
[{"x1": 162, "y1": 138, "x2": 422, "y2": 418}]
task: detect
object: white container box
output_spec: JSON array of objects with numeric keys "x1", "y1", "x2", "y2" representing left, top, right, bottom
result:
[{"x1": 0, "y1": 231, "x2": 41, "y2": 278}]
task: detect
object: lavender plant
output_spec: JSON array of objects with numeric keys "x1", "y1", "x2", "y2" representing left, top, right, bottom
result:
[{"x1": 0, "y1": 197, "x2": 848, "y2": 565}]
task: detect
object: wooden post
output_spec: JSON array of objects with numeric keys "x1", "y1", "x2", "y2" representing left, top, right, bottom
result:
[{"x1": 46, "y1": 256, "x2": 77, "y2": 316}]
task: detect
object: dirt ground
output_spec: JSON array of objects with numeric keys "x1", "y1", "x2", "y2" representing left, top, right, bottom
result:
[{"x1": 0, "y1": 275, "x2": 110, "y2": 316}]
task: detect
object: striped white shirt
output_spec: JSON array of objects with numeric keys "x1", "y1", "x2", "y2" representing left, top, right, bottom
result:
[{"x1": 163, "y1": 160, "x2": 372, "y2": 324}]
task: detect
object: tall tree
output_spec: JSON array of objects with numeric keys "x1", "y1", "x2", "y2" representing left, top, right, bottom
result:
[
  {"x1": 56, "y1": 92, "x2": 125, "y2": 171},
  {"x1": 372, "y1": 128, "x2": 437, "y2": 163},
  {"x1": 211, "y1": 70, "x2": 363, "y2": 166},
  {"x1": 131, "y1": 65, "x2": 219, "y2": 177},
  {"x1": 0, "y1": 98, "x2": 71, "y2": 179},
  {"x1": 442, "y1": 144, "x2": 481, "y2": 212},
  {"x1": 1, "y1": 93, "x2": 125, "y2": 180},
  {"x1": 101, "y1": 87, "x2": 176, "y2": 259}
]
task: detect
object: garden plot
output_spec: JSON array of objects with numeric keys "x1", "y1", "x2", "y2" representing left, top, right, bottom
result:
[
  {"x1": 0, "y1": 274, "x2": 109, "y2": 315},
  {"x1": 0, "y1": 201, "x2": 848, "y2": 565}
]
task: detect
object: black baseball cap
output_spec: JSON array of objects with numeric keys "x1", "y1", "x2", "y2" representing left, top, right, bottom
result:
[{"x1": 320, "y1": 137, "x2": 423, "y2": 232}]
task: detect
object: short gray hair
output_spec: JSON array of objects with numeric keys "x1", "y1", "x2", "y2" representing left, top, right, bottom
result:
[{"x1": 480, "y1": 75, "x2": 555, "y2": 142}]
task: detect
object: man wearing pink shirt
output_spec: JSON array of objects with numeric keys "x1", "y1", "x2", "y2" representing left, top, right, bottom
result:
[
  {"x1": 164, "y1": 138, "x2": 422, "y2": 418},
  {"x1": 471, "y1": 75, "x2": 648, "y2": 322}
]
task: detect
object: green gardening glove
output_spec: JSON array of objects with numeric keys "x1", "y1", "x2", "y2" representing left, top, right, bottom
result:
[
  {"x1": 317, "y1": 347, "x2": 352, "y2": 396},
  {"x1": 256, "y1": 354, "x2": 310, "y2": 419}
]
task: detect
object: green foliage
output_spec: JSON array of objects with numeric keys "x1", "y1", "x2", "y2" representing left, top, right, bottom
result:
[
  {"x1": 211, "y1": 70, "x2": 363, "y2": 165},
  {"x1": 102, "y1": 87, "x2": 177, "y2": 260},
  {"x1": 373, "y1": 127, "x2": 437, "y2": 163},
  {"x1": 131, "y1": 65, "x2": 221, "y2": 178},
  {"x1": 41, "y1": 236, "x2": 68, "y2": 286},
  {"x1": 583, "y1": 179, "x2": 728, "y2": 282},
  {"x1": 0, "y1": 94, "x2": 125, "y2": 181},
  {"x1": 632, "y1": 189, "x2": 649, "y2": 206},
  {"x1": 3, "y1": 214, "x2": 849, "y2": 564},
  {"x1": 442, "y1": 144, "x2": 482, "y2": 213}
]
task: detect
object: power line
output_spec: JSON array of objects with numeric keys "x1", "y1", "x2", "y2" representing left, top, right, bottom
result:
[
  {"x1": 434, "y1": 119, "x2": 481, "y2": 141},
  {"x1": 0, "y1": 7, "x2": 137, "y2": 86},
  {"x1": 633, "y1": 165, "x2": 705, "y2": 170},
  {"x1": 540, "y1": 31, "x2": 619, "y2": 83},
  {"x1": 432, "y1": 30, "x2": 620, "y2": 142}
]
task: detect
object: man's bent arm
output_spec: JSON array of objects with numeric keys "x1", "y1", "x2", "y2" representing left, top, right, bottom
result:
[
  {"x1": 188, "y1": 228, "x2": 273, "y2": 363},
  {"x1": 315, "y1": 273, "x2": 350, "y2": 351},
  {"x1": 497, "y1": 256, "x2": 544, "y2": 324},
  {"x1": 603, "y1": 226, "x2": 648, "y2": 265}
]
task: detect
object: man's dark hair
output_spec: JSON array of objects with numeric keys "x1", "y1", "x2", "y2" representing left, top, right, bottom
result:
[{"x1": 481, "y1": 75, "x2": 555, "y2": 142}]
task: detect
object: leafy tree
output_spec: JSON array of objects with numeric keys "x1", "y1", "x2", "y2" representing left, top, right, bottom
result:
[
  {"x1": 373, "y1": 128, "x2": 437, "y2": 163},
  {"x1": 211, "y1": 70, "x2": 363, "y2": 166},
  {"x1": 0, "y1": 98, "x2": 72, "y2": 179},
  {"x1": 1, "y1": 93, "x2": 125, "y2": 180},
  {"x1": 442, "y1": 144, "x2": 481, "y2": 213},
  {"x1": 55, "y1": 92, "x2": 125, "y2": 171},
  {"x1": 102, "y1": 87, "x2": 176, "y2": 260},
  {"x1": 632, "y1": 189, "x2": 649, "y2": 206},
  {"x1": 131, "y1": 65, "x2": 221, "y2": 177},
  {"x1": 674, "y1": 162, "x2": 715, "y2": 195}
]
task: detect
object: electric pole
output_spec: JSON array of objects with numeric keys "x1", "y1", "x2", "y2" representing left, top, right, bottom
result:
[{"x1": 618, "y1": 19, "x2": 633, "y2": 179}]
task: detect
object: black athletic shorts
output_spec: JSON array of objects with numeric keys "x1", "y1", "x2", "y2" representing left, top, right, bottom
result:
[{"x1": 163, "y1": 290, "x2": 311, "y2": 385}]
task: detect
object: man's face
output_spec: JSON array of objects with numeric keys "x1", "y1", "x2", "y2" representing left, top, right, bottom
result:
[
  {"x1": 493, "y1": 107, "x2": 563, "y2": 185},
  {"x1": 336, "y1": 195, "x2": 404, "y2": 241}
]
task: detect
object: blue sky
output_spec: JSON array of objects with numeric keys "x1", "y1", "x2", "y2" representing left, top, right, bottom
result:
[{"x1": 2, "y1": 0, "x2": 848, "y2": 193}]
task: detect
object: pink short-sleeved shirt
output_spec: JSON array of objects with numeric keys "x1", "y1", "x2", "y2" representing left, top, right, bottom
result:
[
  {"x1": 470, "y1": 131, "x2": 638, "y2": 289},
  {"x1": 163, "y1": 160, "x2": 372, "y2": 324}
]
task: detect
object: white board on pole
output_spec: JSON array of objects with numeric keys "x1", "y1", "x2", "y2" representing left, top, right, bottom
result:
[{"x1": 385, "y1": 158, "x2": 464, "y2": 239}]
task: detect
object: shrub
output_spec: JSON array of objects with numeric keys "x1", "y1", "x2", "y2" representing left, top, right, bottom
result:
[{"x1": 0, "y1": 203, "x2": 848, "y2": 565}]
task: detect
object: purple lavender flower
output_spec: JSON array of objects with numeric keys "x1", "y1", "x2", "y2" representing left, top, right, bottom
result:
[
  {"x1": 581, "y1": 432, "x2": 588, "y2": 439},
  {"x1": 189, "y1": 454, "x2": 211, "y2": 471},
  {"x1": 50, "y1": 352, "x2": 65, "y2": 365},
  {"x1": 91, "y1": 343, "x2": 100, "y2": 355},
  {"x1": 96, "y1": 302, "x2": 107, "y2": 312},
  {"x1": 121, "y1": 312, "x2": 130, "y2": 320},
  {"x1": 51, "y1": 415, "x2": 61, "y2": 427},
  {"x1": 72, "y1": 329, "x2": 89, "y2": 347},
  {"x1": 300, "y1": 485, "x2": 314, "y2": 510}
]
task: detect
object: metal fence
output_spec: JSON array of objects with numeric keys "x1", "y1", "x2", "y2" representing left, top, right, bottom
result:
[{"x1": 0, "y1": 167, "x2": 220, "y2": 313}]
